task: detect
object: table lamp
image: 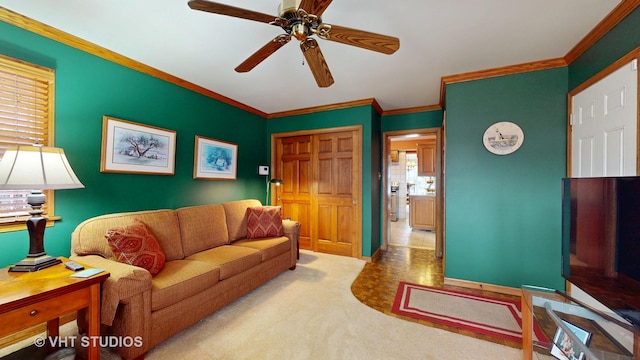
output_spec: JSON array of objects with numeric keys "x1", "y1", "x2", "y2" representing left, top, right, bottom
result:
[{"x1": 0, "y1": 144, "x2": 84, "y2": 272}]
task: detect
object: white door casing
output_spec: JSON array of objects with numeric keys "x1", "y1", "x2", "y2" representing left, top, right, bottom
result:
[{"x1": 571, "y1": 59, "x2": 638, "y2": 177}]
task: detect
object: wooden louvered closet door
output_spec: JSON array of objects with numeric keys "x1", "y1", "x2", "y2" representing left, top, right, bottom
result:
[{"x1": 274, "y1": 127, "x2": 361, "y2": 258}]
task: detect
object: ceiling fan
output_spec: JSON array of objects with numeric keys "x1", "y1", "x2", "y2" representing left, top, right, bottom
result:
[{"x1": 188, "y1": 0, "x2": 400, "y2": 88}]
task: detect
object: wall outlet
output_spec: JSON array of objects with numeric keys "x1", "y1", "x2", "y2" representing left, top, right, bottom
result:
[{"x1": 258, "y1": 165, "x2": 269, "y2": 175}]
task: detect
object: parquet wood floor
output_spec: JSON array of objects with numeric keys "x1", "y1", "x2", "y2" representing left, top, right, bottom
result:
[{"x1": 351, "y1": 245, "x2": 523, "y2": 349}]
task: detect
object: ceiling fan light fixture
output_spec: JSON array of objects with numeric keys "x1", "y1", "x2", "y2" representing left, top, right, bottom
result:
[
  {"x1": 278, "y1": 0, "x2": 301, "y2": 17},
  {"x1": 292, "y1": 23, "x2": 308, "y2": 41}
]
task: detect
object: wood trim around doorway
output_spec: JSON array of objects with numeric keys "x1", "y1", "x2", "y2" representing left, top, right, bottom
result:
[{"x1": 382, "y1": 128, "x2": 444, "y2": 258}]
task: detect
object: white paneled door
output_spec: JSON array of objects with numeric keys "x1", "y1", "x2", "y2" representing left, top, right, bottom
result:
[{"x1": 571, "y1": 60, "x2": 638, "y2": 177}]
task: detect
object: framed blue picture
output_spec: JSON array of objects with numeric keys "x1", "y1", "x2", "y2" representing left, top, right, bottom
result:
[{"x1": 194, "y1": 136, "x2": 237, "y2": 180}]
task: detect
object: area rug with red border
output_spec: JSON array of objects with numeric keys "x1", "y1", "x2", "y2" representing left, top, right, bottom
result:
[{"x1": 391, "y1": 282, "x2": 549, "y2": 345}]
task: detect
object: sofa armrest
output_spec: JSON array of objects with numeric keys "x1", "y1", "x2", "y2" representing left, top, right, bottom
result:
[
  {"x1": 70, "y1": 254, "x2": 152, "y2": 326},
  {"x1": 282, "y1": 219, "x2": 300, "y2": 238},
  {"x1": 282, "y1": 219, "x2": 300, "y2": 262}
]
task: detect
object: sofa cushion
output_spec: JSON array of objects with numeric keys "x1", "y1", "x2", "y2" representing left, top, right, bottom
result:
[
  {"x1": 72, "y1": 209, "x2": 184, "y2": 261},
  {"x1": 176, "y1": 204, "x2": 229, "y2": 257},
  {"x1": 106, "y1": 219, "x2": 166, "y2": 276},
  {"x1": 246, "y1": 206, "x2": 284, "y2": 239},
  {"x1": 221, "y1": 199, "x2": 262, "y2": 242},
  {"x1": 151, "y1": 260, "x2": 220, "y2": 311},
  {"x1": 232, "y1": 236, "x2": 291, "y2": 262},
  {"x1": 185, "y1": 245, "x2": 261, "y2": 280}
]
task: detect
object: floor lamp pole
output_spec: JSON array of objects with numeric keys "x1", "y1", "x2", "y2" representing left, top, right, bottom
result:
[{"x1": 265, "y1": 176, "x2": 270, "y2": 205}]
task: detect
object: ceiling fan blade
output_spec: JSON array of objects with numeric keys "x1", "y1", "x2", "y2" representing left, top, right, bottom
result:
[
  {"x1": 318, "y1": 24, "x2": 399, "y2": 55},
  {"x1": 298, "y1": 0, "x2": 333, "y2": 17},
  {"x1": 235, "y1": 35, "x2": 292, "y2": 73},
  {"x1": 300, "y1": 38, "x2": 334, "y2": 88},
  {"x1": 188, "y1": 0, "x2": 276, "y2": 24}
]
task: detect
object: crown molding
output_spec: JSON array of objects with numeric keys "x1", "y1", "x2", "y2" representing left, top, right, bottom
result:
[
  {"x1": 0, "y1": 6, "x2": 268, "y2": 119},
  {"x1": 439, "y1": 58, "x2": 568, "y2": 108},
  {"x1": 267, "y1": 98, "x2": 380, "y2": 119},
  {"x1": 565, "y1": 0, "x2": 640, "y2": 64},
  {"x1": 440, "y1": 58, "x2": 568, "y2": 86},
  {"x1": 381, "y1": 104, "x2": 442, "y2": 117},
  {"x1": 438, "y1": 2, "x2": 639, "y2": 108},
  {"x1": 2, "y1": 2, "x2": 636, "y2": 119}
]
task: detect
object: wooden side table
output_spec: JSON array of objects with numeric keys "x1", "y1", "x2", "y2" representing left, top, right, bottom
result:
[{"x1": 0, "y1": 258, "x2": 109, "y2": 360}]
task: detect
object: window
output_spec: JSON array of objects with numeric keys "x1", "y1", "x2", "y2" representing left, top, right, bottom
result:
[{"x1": 0, "y1": 54, "x2": 55, "y2": 229}]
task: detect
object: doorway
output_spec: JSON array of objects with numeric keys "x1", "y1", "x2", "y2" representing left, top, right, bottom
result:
[{"x1": 382, "y1": 128, "x2": 443, "y2": 257}]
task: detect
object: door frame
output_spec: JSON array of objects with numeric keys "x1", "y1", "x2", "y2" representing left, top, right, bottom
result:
[
  {"x1": 382, "y1": 127, "x2": 444, "y2": 258},
  {"x1": 271, "y1": 125, "x2": 363, "y2": 259}
]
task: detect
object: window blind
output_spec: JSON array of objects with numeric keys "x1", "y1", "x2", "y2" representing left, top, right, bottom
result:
[{"x1": 0, "y1": 55, "x2": 54, "y2": 221}]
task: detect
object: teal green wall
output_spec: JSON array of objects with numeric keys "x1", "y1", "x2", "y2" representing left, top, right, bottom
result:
[
  {"x1": 569, "y1": 7, "x2": 640, "y2": 90},
  {"x1": 266, "y1": 105, "x2": 377, "y2": 257},
  {"x1": 0, "y1": 21, "x2": 266, "y2": 268},
  {"x1": 444, "y1": 68, "x2": 568, "y2": 289},
  {"x1": 381, "y1": 109, "x2": 444, "y2": 132},
  {"x1": 370, "y1": 108, "x2": 382, "y2": 253}
]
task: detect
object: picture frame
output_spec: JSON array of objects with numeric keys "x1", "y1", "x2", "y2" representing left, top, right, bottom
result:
[
  {"x1": 391, "y1": 150, "x2": 399, "y2": 162},
  {"x1": 550, "y1": 320, "x2": 592, "y2": 360},
  {"x1": 100, "y1": 116, "x2": 176, "y2": 175},
  {"x1": 193, "y1": 136, "x2": 237, "y2": 180}
]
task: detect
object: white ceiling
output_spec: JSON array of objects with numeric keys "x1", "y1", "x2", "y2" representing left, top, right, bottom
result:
[{"x1": 0, "y1": 0, "x2": 621, "y2": 114}]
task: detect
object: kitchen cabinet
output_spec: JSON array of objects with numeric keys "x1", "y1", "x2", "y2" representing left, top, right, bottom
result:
[
  {"x1": 417, "y1": 143, "x2": 436, "y2": 176},
  {"x1": 409, "y1": 195, "x2": 436, "y2": 230}
]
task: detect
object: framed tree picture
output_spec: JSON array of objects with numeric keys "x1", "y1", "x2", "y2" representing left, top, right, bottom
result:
[
  {"x1": 100, "y1": 116, "x2": 176, "y2": 175},
  {"x1": 193, "y1": 136, "x2": 237, "y2": 180}
]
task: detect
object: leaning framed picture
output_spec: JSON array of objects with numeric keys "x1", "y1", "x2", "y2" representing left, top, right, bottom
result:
[
  {"x1": 390, "y1": 150, "x2": 399, "y2": 162},
  {"x1": 550, "y1": 320, "x2": 592, "y2": 360},
  {"x1": 100, "y1": 116, "x2": 176, "y2": 175},
  {"x1": 193, "y1": 136, "x2": 237, "y2": 180}
]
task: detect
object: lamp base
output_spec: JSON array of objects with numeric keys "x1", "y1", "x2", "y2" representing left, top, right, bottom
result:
[{"x1": 9, "y1": 254, "x2": 62, "y2": 272}]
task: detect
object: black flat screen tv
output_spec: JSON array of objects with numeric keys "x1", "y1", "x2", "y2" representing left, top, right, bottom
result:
[{"x1": 561, "y1": 177, "x2": 640, "y2": 328}]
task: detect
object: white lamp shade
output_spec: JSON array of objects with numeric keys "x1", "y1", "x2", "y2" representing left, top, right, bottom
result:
[{"x1": 0, "y1": 145, "x2": 84, "y2": 190}]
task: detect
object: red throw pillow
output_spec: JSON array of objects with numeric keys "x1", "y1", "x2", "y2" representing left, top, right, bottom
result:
[
  {"x1": 246, "y1": 206, "x2": 285, "y2": 239},
  {"x1": 106, "y1": 219, "x2": 166, "y2": 276}
]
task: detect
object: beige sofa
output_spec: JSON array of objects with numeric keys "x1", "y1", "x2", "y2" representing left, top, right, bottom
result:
[{"x1": 70, "y1": 199, "x2": 299, "y2": 359}]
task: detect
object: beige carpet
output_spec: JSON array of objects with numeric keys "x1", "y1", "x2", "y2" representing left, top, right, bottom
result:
[
  {"x1": 1, "y1": 250, "x2": 526, "y2": 359},
  {"x1": 146, "y1": 251, "x2": 521, "y2": 359}
]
